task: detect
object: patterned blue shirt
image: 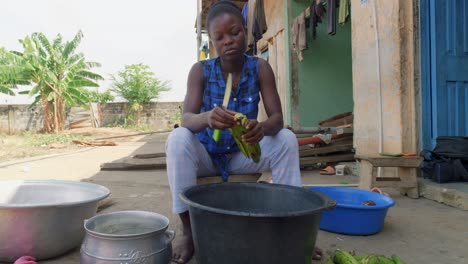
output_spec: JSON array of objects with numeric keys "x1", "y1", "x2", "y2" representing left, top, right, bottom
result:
[{"x1": 197, "y1": 55, "x2": 260, "y2": 180}]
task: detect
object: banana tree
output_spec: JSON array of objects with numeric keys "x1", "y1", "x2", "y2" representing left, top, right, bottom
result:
[
  {"x1": 0, "y1": 31, "x2": 103, "y2": 132},
  {"x1": 0, "y1": 47, "x2": 32, "y2": 95}
]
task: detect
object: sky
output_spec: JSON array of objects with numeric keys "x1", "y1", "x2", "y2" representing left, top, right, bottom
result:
[{"x1": 0, "y1": 0, "x2": 198, "y2": 104}]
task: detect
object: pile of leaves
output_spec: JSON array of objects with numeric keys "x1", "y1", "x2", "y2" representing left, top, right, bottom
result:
[{"x1": 324, "y1": 249, "x2": 406, "y2": 264}]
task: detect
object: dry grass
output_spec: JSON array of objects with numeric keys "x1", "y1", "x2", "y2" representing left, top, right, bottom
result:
[{"x1": 0, "y1": 127, "x2": 139, "y2": 163}]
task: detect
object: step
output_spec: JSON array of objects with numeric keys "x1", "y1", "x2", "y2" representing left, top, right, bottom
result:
[{"x1": 418, "y1": 178, "x2": 468, "y2": 210}]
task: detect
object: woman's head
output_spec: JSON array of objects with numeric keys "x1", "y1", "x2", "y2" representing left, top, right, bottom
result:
[{"x1": 207, "y1": 1, "x2": 246, "y2": 60}]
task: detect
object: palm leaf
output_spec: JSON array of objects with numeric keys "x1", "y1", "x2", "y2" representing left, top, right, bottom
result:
[
  {"x1": 29, "y1": 94, "x2": 41, "y2": 108},
  {"x1": 0, "y1": 85, "x2": 15, "y2": 95},
  {"x1": 65, "y1": 53, "x2": 84, "y2": 67},
  {"x1": 63, "y1": 87, "x2": 90, "y2": 106},
  {"x1": 76, "y1": 70, "x2": 104, "y2": 81},
  {"x1": 0, "y1": 65, "x2": 32, "y2": 84},
  {"x1": 29, "y1": 83, "x2": 44, "y2": 96},
  {"x1": 63, "y1": 30, "x2": 83, "y2": 59},
  {"x1": 53, "y1": 34, "x2": 63, "y2": 49},
  {"x1": 10, "y1": 51, "x2": 23, "y2": 56},
  {"x1": 68, "y1": 79, "x2": 100, "y2": 88},
  {"x1": 18, "y1": 90, "x2": 30, "y2": 95},
  {"x1": 36, "y1": 33, "x2": 53, "y2": 57},
  {"x1": 86, "y1": 61, "x2": 101, "y2": 68},
  {"x1": 31, "y1": 33, "x2": 48, "y2": 59}
]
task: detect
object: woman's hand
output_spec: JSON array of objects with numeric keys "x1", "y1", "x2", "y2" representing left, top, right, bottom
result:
[
  {"x1": 207, "y1": 107, "x2": 237, "y2": 130},
  {"x1": 242, "y1": 119, "x2": 264, "y2": 145}
]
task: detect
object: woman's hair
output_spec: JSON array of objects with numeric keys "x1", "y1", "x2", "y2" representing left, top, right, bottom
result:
[{"x1": 206, "y1": 0, "x2": 245, "y2": 31}]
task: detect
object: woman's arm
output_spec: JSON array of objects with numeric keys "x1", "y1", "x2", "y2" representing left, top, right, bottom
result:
[
  {"x1": 258, "y1": 58, "x2": 283, "y2": 136},
  {"x1": 242, "y1": 58, "x2": 284, "y2": 144},
  {"x1": 182, "y1": 62, "x2": 236, "y2": 133}
]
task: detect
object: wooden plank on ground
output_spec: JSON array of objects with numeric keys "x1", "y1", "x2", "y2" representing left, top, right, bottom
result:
[
  {"x1": 299, "y1": 141, "x2": 353, "y2": 157},
  {"x1": 298, "y1": 137, "x2": 353, "y2": 150},
  {"x1": 319, "y1": 112, "x2": 353, "y2": 127},
  {"x1": 133, "y1": 153, "x2": 166, "y2": 159},
  {"x1": 355, "y1": 155, "x2": 423, "y2": 168},
  {"x1": 300, "y1": 153, "x2": 355, "y2": 167},
  {"x1": 100, "y1": 157, "x2": 166, "y2": 171}
]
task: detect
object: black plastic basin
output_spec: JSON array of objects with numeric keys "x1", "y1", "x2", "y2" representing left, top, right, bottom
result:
[{"x1": 180, "y1": 182, "x2": 336, "y2": 264}]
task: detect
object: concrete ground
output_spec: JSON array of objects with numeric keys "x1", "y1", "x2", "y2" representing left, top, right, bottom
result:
[{"x1": 0, "y1": 133, "x2": 467, "y2": 264}]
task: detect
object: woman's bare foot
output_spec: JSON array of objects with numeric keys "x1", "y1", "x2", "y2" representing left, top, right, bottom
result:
[
  {"x1": 172, "y1": 211, "x2": 194, "y2": 263},
  {"x1": 313, "y1": 247, "x2": 323, "y2": 260},
  {"x1": 172, "y1": 233, "x2": 194, "y2": 263}
]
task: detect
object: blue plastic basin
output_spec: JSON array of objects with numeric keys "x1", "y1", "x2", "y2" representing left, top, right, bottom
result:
[{"x1": 309, "y1": 187, "x2": 395, "y2": 235}]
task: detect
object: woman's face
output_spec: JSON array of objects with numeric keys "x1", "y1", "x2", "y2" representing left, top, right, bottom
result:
[{"x1": 208, "y1": 13, "x2": 246, "y2": 61}]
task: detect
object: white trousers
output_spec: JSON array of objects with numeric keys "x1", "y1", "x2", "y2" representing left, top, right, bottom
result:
[{"x1": 165, "y1": 127, "x2": 302, "y2": 214}]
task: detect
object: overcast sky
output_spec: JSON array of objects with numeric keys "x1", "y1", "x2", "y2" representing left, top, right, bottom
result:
[{"x1": 0, "y1": 0, "x2": 197, "y2": 104}]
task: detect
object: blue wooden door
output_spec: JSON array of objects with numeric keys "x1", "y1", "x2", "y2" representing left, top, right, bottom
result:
[{"x1": 422, "y1": 0, "x2": 468, "y2": 149}]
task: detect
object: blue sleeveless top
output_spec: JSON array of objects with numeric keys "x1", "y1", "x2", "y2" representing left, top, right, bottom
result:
[{"x1": 197, "y1": 55, "x2": 260, "y2": 180}]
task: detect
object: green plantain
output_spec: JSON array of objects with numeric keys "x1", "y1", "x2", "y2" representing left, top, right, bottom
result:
[{"x1": 228, "y1": 113, "x2": 261, "y2": 163}]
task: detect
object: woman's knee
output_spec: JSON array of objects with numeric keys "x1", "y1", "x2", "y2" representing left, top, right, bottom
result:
[
  {"x1": 276, "y1": 129, "x2": 298, "y2": 150},
  {"x1": 166, "y1": 127, "x2": 196, "y2": 153}
]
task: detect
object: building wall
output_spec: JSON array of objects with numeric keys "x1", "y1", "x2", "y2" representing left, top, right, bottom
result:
[
  {"x1": 290, "y1": 0, "x2": 354, "y2": 127},
  {"x1": 101, "y1": 102, "x2": 182, "y2": 130},
  {"x1": 263, "y1": 0, "x2": 284, "y2": 41},
  {"x1": 256, "y1": 1, "x2": 288, "y2": 123},
  {"x1": 351, "y1": 0, "x2": 418, "y2": 157},
  {"x1": 0, "y1": 105, "x2": 43, "y2": 133},
  {"x1": 0, "y1": 102, "x2": 182, "y2": 133}
]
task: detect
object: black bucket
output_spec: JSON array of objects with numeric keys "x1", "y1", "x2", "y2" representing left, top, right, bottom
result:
[{"x1": 180, "y1": 182, "x2": 336, "y2": 264}]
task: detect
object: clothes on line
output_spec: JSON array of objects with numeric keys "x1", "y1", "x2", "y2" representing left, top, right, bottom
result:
[{"x1": 243, "y1": 0, "x2": 268, "y2": 55}]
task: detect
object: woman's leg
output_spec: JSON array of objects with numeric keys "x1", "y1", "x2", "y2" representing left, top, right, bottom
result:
[
  {"x1": 229, "y1": 128, "x2": 302, "y2": 186},
  {"x1": 166, "y1": 127, "x2": 217, "y2": 264},
  {"x1": 166, "y1": 127, "x2": 217, "y2": 214}
]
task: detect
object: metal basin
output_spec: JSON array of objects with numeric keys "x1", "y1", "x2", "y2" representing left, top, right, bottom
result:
[{"x1": 0, "y1": 180, "x2": 110, "y2": 262}]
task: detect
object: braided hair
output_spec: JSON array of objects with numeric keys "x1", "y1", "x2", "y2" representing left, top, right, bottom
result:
[{"x1": 206, "y1": 0, "x2": 245, "y2": 32}]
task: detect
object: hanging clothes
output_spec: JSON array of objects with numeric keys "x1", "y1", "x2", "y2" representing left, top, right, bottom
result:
[
  {"x1": 298, "y1": 12, "x2": 307, "y2": 51},
  {"x1": 310, "y1": 1, "x2": 317, "y2": 40},
  {"x1": 245, "y1": 0, "x2": 268, "y2": 54},
  {"x1": 309, "y1": 0, "x2": 326, "y2": 40},
  {"x1": 291, "y1": 12, "x2": 307, "y2": 61},
  {"x1": 338, "y1": 0, "x2": 350, "y2": 25},
  {"x1": 327, "y1": 0, "x2": 337, "y2": 35}
]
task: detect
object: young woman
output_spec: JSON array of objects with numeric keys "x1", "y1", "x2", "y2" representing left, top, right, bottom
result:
[{"x1": 165, "y1": 1, "x2": 319, "y2": 263}]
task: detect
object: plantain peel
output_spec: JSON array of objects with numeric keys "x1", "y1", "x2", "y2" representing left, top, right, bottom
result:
[{"x1": 228, "y1": 113, "x2": 261, "y2": 163}]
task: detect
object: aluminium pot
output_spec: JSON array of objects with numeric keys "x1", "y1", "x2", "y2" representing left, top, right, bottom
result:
[
  {"x1": 81, "y1": 210, "x2": 175, "y2": 264},
  {"x1": 180, "y1": 182, "x2": 336, "y2": 264}
]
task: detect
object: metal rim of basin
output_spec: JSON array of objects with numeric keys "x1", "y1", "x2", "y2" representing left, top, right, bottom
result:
[
  {"x1": 84, "y1": 210, "x2": 170, "y2": 238},
  {"x1": 0, "y1": 180, "x2": 110, "y2": 208}
]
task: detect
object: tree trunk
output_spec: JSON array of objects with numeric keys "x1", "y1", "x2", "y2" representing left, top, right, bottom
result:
[
  {"x1": 41, "y1": 95, "x2": 54, "y2": 133},
  {"x1": 57, "y1": 96, "x2": 65, "y2": 131},
  {"x1": 53, "y1": 97, "x2": 58, "y2": 133}
]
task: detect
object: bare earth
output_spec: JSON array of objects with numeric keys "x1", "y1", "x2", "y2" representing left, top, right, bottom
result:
[{"x1": 0, "y1": 127, "x2": 141, "y2": 163}]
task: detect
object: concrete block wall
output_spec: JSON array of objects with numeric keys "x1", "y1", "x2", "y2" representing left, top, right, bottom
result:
[
  {"x1": 100, "y1": 102, "x2": 183, "y2": 130},
  {"x1": 0, "y1": 102, "x2": 183, "y2": 133},
  {"x1": 0, "y1": 105, "x2": 43, "y2": 133}
]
